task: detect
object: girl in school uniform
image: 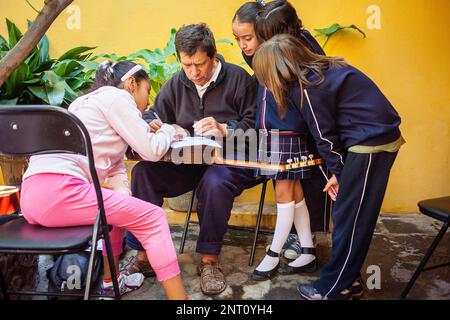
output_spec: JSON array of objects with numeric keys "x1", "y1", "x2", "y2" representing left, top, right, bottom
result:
[
  {"x1": 251, "y1": 77, "x2": 320, "y2": 280},
  {"x1": 232, "y1": 1, "x2": 264, "y2": 68},
  {"x1": 232, "y1": 0, "x2": 325, "y2": 69},
  {"x1": 252, "y1": 34, "x2": 404, "y2": 299},
  {"x1": 232, "y1": 0, "x2": 327, "y2": 277},
  {"x1": 20, "y1": 61, "x2": 188, "y2": 299}
]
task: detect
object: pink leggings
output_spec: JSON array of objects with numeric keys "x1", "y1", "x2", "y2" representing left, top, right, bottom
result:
[{"x1": 20, "y1": 173, "x2": 180, "y2": 282}]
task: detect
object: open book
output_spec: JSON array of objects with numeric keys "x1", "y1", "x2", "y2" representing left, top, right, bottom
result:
[{"x1": 170, "y1": 136, "x2": 222, "y2": 149}]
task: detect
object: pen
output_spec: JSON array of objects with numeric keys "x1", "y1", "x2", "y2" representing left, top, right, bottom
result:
[
  {"x1": 318, "y1": 164, "x2": 338, "y2": 198},
  {"x1": 152, "y1": 110, "x2": 162, "y2": 122}
]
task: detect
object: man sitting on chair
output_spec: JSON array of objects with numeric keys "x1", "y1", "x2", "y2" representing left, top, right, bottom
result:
[{"x1": 124, "y1": 23, "x2": 259, "y2": 296}]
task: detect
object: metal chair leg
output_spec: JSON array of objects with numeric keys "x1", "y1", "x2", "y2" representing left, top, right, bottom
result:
[
  {"x1": 400, "y1": 221, "x2": 449, "y2": 299},
  {"x1": 0, "y1": 267, "x2": 10, "y2": 300},
  {"x1": 84, "y1": 214, "x2": 100, "y2": 300},
  {"x1": 179, "y1": 188, "x2": 196, "y2": 254},
  {"x1": 101, "y1": 218, "x2": 120, "y2": 300},
  {"x1": 249, "y1": 179, "x2": 268, "y2": 266},
  {"x1": 84, "y1": 212, "x2": 120, "y2": 300}
]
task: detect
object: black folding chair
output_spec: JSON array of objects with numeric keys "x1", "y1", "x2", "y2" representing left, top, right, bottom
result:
[
  {"x1": 0, "y1": 105, "x2": 120, "y2": 300},
  {"x1": 400, "y1": 196, "x2": 450, "y2": 299},
  {"x1": 178, "y1": 178, "x2": 269, "y2": 266}
]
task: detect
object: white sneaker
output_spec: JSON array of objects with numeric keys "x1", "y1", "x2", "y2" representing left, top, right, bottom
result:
[
  {"x1": 284, "y1": 234, "x2": 317, "y2": 260},
  {"x1": 265, "y1": 234, "x2": 298, "y2": 256},
  {"x1": 283, "y1": 238, "x2": 302, "y2": 260},
  {"x1": 100, "y1": 272, "x2": 145, "y2": 297},
  {"x1": 266, "y1": 234, "x2": 317, "y2": 260}
]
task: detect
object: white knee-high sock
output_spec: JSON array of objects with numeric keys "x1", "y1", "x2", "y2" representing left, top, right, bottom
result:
[
  {"x1": 256, "y1": 201, "x2": 295, "y2": 272},
  {"x1": 289, "y1": 199, "x2": 315, "y2": 267}
]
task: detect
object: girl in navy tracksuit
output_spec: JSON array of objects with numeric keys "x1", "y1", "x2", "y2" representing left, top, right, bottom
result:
[{"x1": 252, "y1": 34, "x2": 404, "y2": 299}]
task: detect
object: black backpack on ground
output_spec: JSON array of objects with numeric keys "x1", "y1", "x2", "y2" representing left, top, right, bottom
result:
[{"x1": 47, "y1": 251, "x2": 103, "y2": 300}]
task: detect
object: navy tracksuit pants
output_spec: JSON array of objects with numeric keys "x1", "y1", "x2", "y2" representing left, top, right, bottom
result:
[{"x1": 314, "y1": 151, "x2": 398, "y2": 298}]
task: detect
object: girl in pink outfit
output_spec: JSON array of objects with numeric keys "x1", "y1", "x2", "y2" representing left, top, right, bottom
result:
[{"x1": 20, "y1": 61, "x2": 188, "y2": 300}]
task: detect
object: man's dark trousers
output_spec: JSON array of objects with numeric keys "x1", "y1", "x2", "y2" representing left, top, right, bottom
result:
[{"x1": 125, "y1": 161, "x2": 260, "y2": 255}]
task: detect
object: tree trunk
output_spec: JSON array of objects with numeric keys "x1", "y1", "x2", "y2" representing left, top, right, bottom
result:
[{"x1": 0, "y1": 0, "x2": 74, "y2": 87}]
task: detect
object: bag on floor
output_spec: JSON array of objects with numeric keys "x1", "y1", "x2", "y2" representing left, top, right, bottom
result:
[{"x1": 47, "y1": 251, "x2": 103, "y2": 300}]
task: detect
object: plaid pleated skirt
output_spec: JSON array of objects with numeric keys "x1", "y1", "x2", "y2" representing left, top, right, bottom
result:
[{"x1": 255, "y1": 131, "x2": 312, "y2": 180}]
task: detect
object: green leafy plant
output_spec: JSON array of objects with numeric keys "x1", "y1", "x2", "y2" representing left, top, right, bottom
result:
[
  {"x1": 1, "y1": 22, "x2": 238, "y2": 107},
  {"x1": 0, "y1": 19, "x2": 99, "y2": 107},
  {"x1": 127, "y1": 28, "x2": 181, "y2": 103},
  {"x1": 314, "y1": 23, "x2": 366, "y2": 48}
]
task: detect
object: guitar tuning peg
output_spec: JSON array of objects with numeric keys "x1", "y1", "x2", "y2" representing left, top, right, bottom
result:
[
  {"x1": 301, "y1": 156, "x2": 308, "y2": 162},
  {"x1": 287, "y1": 158, "x2": 293, "y2": 164},
  {"x1": 308, "y1": 154, "x2": 314, "y2": 160}
]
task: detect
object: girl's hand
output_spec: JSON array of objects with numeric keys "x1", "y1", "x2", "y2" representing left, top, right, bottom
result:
[
  {"x1": 171, "y1": 124, "x2": 188, "y2": 140},
  {"x1": 323, "y1": 174, "x2": 339, "y2": 201},
  {"x1": 149, "y1": 119, "x2": 163, "y2": 133}
]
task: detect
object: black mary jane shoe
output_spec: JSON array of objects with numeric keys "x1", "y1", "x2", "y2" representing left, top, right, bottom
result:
[
  {"x1": 251, "y1": 248, "x2": 280, "y2": 281},
  {"x1": 278, "y1": 247, "x2": 318, "y2": 275}
]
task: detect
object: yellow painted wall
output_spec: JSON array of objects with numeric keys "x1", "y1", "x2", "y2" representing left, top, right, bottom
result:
[{"x1": 1, "y1": 0, "x2": 449, "y2": 213}]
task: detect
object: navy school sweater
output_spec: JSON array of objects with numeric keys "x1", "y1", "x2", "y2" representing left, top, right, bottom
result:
[{"x1": 256, "y1": 64, "x2": 402, "y2": 175}]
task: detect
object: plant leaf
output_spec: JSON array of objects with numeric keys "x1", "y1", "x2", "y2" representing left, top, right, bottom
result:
[
  {"x1": 346, "y1": 24, "x2": 366, "y2": 38},
  {"x1": 38, "y1": 34, "x2": 50, "y2": 64},
  {"x1": 0, "y1": 50, "x2": 8, "y2": 60},
  {"x1": 314, "y1": 23, "x2": 366, "y2": 48},
  {"x1": 53, "y1": 59, "x2": 82, "y2": 77},
  {"x1": 90, "y1": 53, "x2": 128, "y2": 61},
  {"x1": 0, "y1": 98, "x2": 18, "y2": 105},
  {"x1": 315, "y1": 23, "x2": 341, "y2": 37},
  {"x1": 25, "y1": 48, "x2": 41, "y2": 72},
  {"x1": 0, "y1": 34, "x2": 9, "y2": 50},
  {"x1": 314, "y1": 23, "x2": 366, "y2": 39},
  {"x1": 217, "y1": 39, "x2": 234, "y2": 46},
  {"x1": 28, "y1": 86, "x2": 48, "y2": 101},
  {"x1": 83, "y1": 69, "x2": 96, "y2": 81},
  {"x1": 163, "y1": 28, "x2": 177, "y2": 56},
  {"x1": 58, "y1": 46, "x2": 96, "y2": 61},
  {"x1": 130, "y1": 49, "x2": 165, "y2": 64},
  {"x1": 61, "y1": 80, "x2": 79, "y2": 101},
  {"x1": 69, "y1": 78, "x2": 88, "y2": 90},
  {"x1": 5, "y1": 63, "x2": 30, "y2": 96},
  {"x1": 78, "y1": 52, "x2": 93, "y2": 61},
  {"x1": 6, "y1": 19, "x2": 23, "y2": 47},
  {"x1": 22, "y1": 78, "x2": 41, "y2": 84},
  {"x1": 34, "y1": 60, "x2": 55, "y2": 73},
  {"x1": 42, "y1": 70, "x2": 62, "y2": 86},
  {"x1": 78, "y1": 60, "x2": 99, "y2": 70},
  {"x1": 46, "y1": 81, "x2": 65, "y2": 106}
]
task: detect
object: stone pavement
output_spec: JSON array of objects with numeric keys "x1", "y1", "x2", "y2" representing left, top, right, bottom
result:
[
  {"x1": 34, "y1": 213, "x2": 450, "y2": 300},
  {"x1": 122, "y1": 213, "x2": 450, "y2": 300}
]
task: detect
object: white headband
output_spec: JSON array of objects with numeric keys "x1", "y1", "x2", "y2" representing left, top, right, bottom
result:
[{"x1": 121, "y1": 65, "x2": 143, "y2": 82}]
